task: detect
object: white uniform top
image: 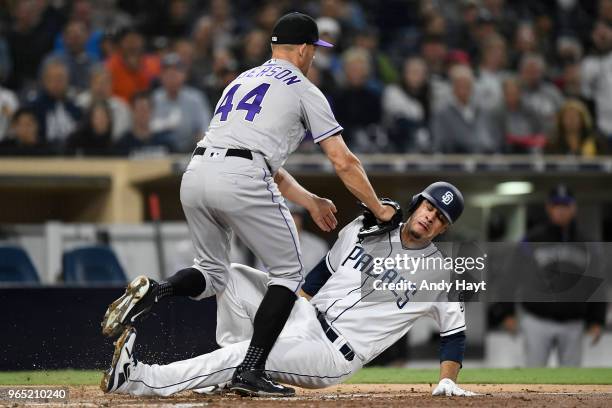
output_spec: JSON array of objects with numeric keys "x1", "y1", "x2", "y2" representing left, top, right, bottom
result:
[
  {"x1": 199, "y1": 58, "x2": 342, "y2": 172},
  {"x1": 310, "y1": 218, "x2": 466, "y2": 364}
]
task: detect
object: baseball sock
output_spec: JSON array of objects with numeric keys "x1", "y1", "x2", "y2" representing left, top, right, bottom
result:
[
  {"x1": 240, "y1": 285, "x2": 296, "y2": 371},
  {"x1": 157, "y1": 267, "x2": 207, "y2": 299}
]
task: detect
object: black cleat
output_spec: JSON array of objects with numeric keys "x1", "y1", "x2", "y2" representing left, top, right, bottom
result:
[
  {"x1": 230, "y1": 367, "x2": 295, "y2": 397},
  {"x1": 101, "y1": 275, "x2": 159, "y2": 337}
]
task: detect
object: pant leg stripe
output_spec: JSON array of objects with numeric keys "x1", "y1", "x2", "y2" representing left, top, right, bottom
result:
[
  {"x1": 130, "y1": 366, "x2": 237, "y2": 390},
  {"x1": 262, "y1": 169, "x2": 304, "y2": 292}
]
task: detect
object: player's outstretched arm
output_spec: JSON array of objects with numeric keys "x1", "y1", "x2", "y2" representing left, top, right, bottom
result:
[
  {"x1": 434, "y1": 362, "x2": 478, "y2": 396},
  {"x1": 319, "y1": 135, "x2": 395, "y2": 222},
  {"x1": 274, "y1": 167, "x2": 338, "y2": 232},
  {"x1": 433, "y1": 332, "x2": 478, "y2": 396},
  {"x1": 439, "y1": 360, "x2": 461, "y2": 383}
]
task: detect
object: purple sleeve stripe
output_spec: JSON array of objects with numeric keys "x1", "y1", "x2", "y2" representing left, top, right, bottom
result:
[{"x1": 313, "y1": 125, "x2": 342, "y2": 142}]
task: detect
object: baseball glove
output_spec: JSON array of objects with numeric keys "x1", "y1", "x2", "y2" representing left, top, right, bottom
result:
[{"x1": 357, "y1": 198, "x2": 403, "y2": 239}]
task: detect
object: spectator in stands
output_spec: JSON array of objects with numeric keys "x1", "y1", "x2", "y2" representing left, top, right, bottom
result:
[
  {"x1": 474, "y1": 34, "x2": 508, "y2": 111},
  {"x1": 382, "y1": 56, "x2": 431, "y2": 153},
  {"x1": 151, "y1": 53, "x2": 211, "y2": 153},
  {"x1": 202, "y1": 49, "x2": 239, "y2": 107},
  {"x1": 0, "y1": 84, "x2": 18, "y2": 141},
  {"x1": 208, "y1": 0, "x2": 240, "y2": 51},
  {"x1": 172, "y1": 38, "x2": 200, "y2": 90},
  {"x1": 105, "y1": 27, "x2": 160, "y2": 102},
  {"x1": 532, "y1": 6, "x2": 557, "y2": 64},
  {"x1": 430, "y1": 49, "x2": 472, "y2": 112},
  {"x1": 0, "y1": 107, "x2": 50, "y2": 155},
  {"x1": 448, "y1": 0, "x2": 480, "y2": 53},
  {"x1": 333, "y1": 47, "x2": 383, "y2": 152},
  {"x1": 548, "y1": 99, "x2": 606, "y2": 156},
  {"x1": 76, "y1": 65, "x2": 132, "y2": 142},
  {"x1": 319, "y1": 0, "x2": 367, "y2": 36},
  {"x1": 555, "y1": 36, "x2": 583, "y2": 73},
  {"x1": 601, "y1": 0, "x2": 612, "y2": 24},
  {"x1": 354, "y1": 27, "x2": 398, "y2": 86},
  {"x1": 151, "y1": 0, "x2": 193, "y2": 40},
  {"x1": 238, "y1": 29, "x2": 269, "y2": 72},
  {"x1": 421, "y1": 35, "x2": 450, "y2": 112},
  {"x1": 518, "y1": 53, "x2": 564, "y2": 135},
  {"x1": 422, "y1": 10, "x2": 447, "y2": 38},
  {"x1": 581, "y1": 20, "x2": 612, "y2": 148},
  {"x1": 48, "y1": 20, "x2": 99, "y2": 91},
  {"x1": 432, "y1": 65, "x2": 498, "y2": 153},
  {"x1": 510, "y1": 22, "x2": 538, "y2": 68},
  {"x1": 54, "y1": 0, "x2": 104, "y2": 61},
  {"x1": 553, "y1": 37, "x2": 584, "y2": 99},
  {"x1": 498, "y1": 185, "x2": 606, "y2": 367},
  {"x1": 557, "y1": 60, "x2": 583, "y2": 101},
  {"x1": 66, "y1": 100, "x2": 113, "y2": 155},
  {"x1": 190, "y1": 16, "x2": 215, "y2": 87},
  {"x1": 115, "y1": 92, "x2": 172, "y2": 156},
  {"x1": 421, "y1": 34, "x2": 448, "y2": 78},
  {"x1": 481, "y1": 0, "x2": 518, "y2": 38},
  {"x1": 27, "y1": 57, "x2": 82, "y2": 147},
  {"x1": 255, "y1": 2, "x2": 282, "y2": 33},
  {"x1": 490, "y1": 76, "x2": 545, "y2": 154},
  {"x1": 0, "y1": 36, "x2": 12, "y2": 85},
  {"x1": 6, "y1": 0, "x2": 63, "y2": 92},
  {"x1": 313, "y1": 17, "x2": 343, "y2": 85},
  {"x1": 470, "y1": 10, "x2": 501, "y2": 60}
]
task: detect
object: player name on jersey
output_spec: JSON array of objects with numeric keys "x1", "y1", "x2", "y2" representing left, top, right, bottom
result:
[{"x1": 236, "y1": 63, "x2": 302, "y2": 86}]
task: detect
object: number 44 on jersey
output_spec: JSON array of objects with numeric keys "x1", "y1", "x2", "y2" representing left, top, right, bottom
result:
[{"x1": 215, "y1": 83, "x2": 271, "y2": 122}]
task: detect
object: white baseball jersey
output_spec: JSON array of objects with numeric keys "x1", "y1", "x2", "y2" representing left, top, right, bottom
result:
[
  {"x1": 310, "y1": 217, "x2": 466, "y2": 364},
  {"x1": 199, "y1": 58, "x2": 342, "y2": 172}
]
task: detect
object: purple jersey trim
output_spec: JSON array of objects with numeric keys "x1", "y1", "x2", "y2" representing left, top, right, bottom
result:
[{"x1": 313, "y1": 125, "x2": 342, "y2": 142}]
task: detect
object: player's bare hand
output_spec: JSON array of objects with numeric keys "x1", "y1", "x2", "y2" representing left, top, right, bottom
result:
[
  {"x1": 308, "y1": 196, "x2": 337, "y2": 232},
  {"x1": 376, "y1": 204, "x2": 397, "y2": 222},
  {"x1": 432, "y1": 378, "x2": 479, "y2": 397},
  {"x1": 587, "y1": 324, "x2": 602, "y2": 345}
]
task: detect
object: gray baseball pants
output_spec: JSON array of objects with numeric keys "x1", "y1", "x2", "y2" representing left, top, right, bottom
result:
[
  {"x1": 179, "y1": 147, "x2": 304, "y2": 298},
  {"x1": 521, "y1": 310, "x2": 583, "y2": 367}
]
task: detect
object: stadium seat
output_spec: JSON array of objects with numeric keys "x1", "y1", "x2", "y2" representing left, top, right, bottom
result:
[
  {"x1": 62, "y1": 246, "x2": 127, "y2": 285},
  {"x1": 0, "y1": 246, "x2": 40, "y2": 283}
]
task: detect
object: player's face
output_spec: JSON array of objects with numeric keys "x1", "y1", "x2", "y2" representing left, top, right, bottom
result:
[{"x1": 407, "y1": 200, "x2": 449, "y2": 241}]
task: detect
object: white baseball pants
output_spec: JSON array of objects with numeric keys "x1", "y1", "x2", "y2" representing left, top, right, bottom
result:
[{"x1": 118, "y1": 264, "x2": 361, "y2": 396}]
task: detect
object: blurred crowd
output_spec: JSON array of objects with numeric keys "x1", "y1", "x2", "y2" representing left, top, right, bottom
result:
[{"x1": 0, "y1": 0, "x2": 611, "y2": 157}]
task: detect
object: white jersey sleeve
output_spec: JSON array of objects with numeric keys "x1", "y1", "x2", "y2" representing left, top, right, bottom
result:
[
  {"x1": 430, "y1": 301, "x2": 466, "y2": 337},
  {"x1": 300, "y1": 85, "x2": 343, "y2": 144},
  {"x1": 325, "y1": 216, "x2": 364, "y2": 273}
]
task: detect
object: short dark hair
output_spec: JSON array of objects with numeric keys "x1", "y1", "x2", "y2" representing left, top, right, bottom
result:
[
  {"x1": 130, "y1": 90, "x2": 151, "y2": 106},
  {"x1": 11, "y1": 107, "x2": 37, "y2": 124},
  {"x1": 115, "y1": 25, "x2": 142, "y2": 43}
]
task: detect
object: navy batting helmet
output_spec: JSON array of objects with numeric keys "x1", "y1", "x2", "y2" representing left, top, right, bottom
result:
[{"x1": 408, "y1": 182, "x2": 464, "y2": 224}]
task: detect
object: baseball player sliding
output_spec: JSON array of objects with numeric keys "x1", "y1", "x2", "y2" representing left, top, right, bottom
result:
[
  {"x1": 102, "y1": 182, "x2": 477, "y2": 398},
  {"x1": 101, "y1": 11, "x2": 395, "y2": 397}
]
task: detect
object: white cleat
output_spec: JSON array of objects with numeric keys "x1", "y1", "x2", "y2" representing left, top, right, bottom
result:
[{"x1": 101, "y1": 327, "x2": 138, "y2": 393}]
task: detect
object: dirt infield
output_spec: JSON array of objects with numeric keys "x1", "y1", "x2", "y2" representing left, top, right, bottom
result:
[{"x1": 6, "y1": 384, "x2": 612, "y2": 408}]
